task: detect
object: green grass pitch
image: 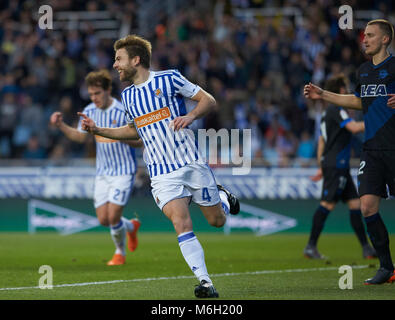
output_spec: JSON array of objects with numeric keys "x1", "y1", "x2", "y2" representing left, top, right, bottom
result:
[{"x1": 0, "y1": 232, "x2": 394, "y2": 300}]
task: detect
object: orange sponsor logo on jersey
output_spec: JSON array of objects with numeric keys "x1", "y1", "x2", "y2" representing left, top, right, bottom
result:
[
  {"x1": 95, "y1": 135, "x2": 118, "y2": 143},
  {"x1": 134, "y1": 107, "x2": 171, "y2": 128}
]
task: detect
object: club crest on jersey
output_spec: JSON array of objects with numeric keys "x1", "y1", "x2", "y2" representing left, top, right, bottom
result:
[
  {"x1": 112, "y1": 119, "x2": 117, "y2": 125},
  {"x1": 360, "y1": 84, "x2": 387, "y2": 97},
  {"x1": 154, "y1": 88, "x2": 163, "y2": 99},
  {"x1": 379, "y1": 69, "x2": 388, "y2": 79}
]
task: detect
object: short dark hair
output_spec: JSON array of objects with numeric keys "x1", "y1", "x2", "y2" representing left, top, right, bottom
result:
[
  {"x1": 85, "y1": 69, "x2": 112, "y2": 91},
  {"x1": 324, "y1": 74, "x2": 348, "y2": 94},
  {"x1": 367, "y1": 19, "x2": 394, "y2": 47},
  {"x1": 114, "y1": 35, "x2": 152, "y2": 69}
]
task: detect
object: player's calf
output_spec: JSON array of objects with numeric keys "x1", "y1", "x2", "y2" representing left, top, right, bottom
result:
[{"x1": 200, "y1": 204, "x2": 227, "y2": 228}]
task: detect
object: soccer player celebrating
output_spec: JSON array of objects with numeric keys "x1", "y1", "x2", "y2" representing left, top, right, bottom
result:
[
  {"x1": 304, "y1": 74, "x2": 376, "y2": 260},
  {"x1": 79, "y1": 35, "x2": 240, "y2": 298},
  {"x1": 50, "y1": 70, "x2": 143, "y2": 266},
  {"x1": 304, "y1": 19, "x2": 395, "y2": 284}
]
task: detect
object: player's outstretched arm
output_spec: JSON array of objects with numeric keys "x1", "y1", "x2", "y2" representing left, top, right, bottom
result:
[
  {"x1": 304, "y1": 82, "x2": 362, "y2": 110},
  {"x1": 310, "y1": 135, "x2": 324, "y2": 182},
  {"x1": 124, "y1": 138, "x2": 144, "y2": 148},
  {"x1": 170, "y1": 89, "x2": 216, "y2": 131},
  {"x1": 77, "y1": 112, "x2": 139, "y2": 140},
  {"x1": 49, "y1": 111, "x2": 87, "y2": 143},
  {"x1": 345, "y1": 120, "x2": 365, "y2": 134}
]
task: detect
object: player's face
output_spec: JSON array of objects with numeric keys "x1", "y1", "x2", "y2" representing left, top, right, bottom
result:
[
  {"x1": 88, "y1": 86, "x2": 111, "y2": 109},
  {"x1": 363, "y1": 24, "x2": 386, "y2": 56},
  {"x1": 113, "y1": 48, "x2": 137, "y2": 82}
]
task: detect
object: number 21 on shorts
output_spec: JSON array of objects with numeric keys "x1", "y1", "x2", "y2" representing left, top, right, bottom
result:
[
  {"x1": 113, "y1": 188, "x2": 126, "y2": 202},
  {"x1": 202, "y1": 187, "x2": 212, "y2": 202}
]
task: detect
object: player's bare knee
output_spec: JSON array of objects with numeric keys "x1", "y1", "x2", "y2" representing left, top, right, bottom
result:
[
  {"x1": 320, "y1": 201, "x2": 335, "y2": 211},
  {"x1": 216, "y1": 214, "x2": 226, "y2": 228},
  {"x1": 347, "y1": 198, "x2": 360, "y2": 211},
  {"x1": 360, "y1": 203, "x2": 375, "y2": 217},
  {"x1": 171, "y1": 216, "x2": 192, "y2": 234},
  {"x1": 207, "y1": 212, "x2": 226, "y2": 228},
  {"x1": 108, "y1": 215, "x2": 121, "y2": 226},
  {"x1": 217, "y1": 216, "x2": 226, "y2": 228},
  {"x1": 360, "y1": 202, "x2": 377, "y2": 217},
  {"x1": 360, "y1": 195, "x2": 380, "y2": 217},
  {"x1": 108, "y1": 210, "x2": 122, "y2": 226},
  {"x1": 97, "y1": 216, "x2": 109, "y2": 226},
  {"x1": 107, "y1": 203, "x2": 124, "y2": 226}
]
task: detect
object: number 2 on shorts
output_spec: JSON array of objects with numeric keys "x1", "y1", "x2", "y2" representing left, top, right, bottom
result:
[
  {"x1": 358, "y1": 161, "x2": 366, "y2": 175},
  {"x1": 202, "y1": 187, "x2": 212, "y2": 202}
]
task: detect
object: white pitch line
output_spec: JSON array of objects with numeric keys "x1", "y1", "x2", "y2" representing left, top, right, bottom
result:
[{"x1": 0, "y1": 265, "x2": 369, "y2": 291}]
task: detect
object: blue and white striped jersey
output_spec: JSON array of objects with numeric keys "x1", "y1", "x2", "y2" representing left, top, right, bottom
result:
[
  {"x1": 78, "y1": 98, "x2": 137, "y2": 176},
  {"x1": 121, "y1": 69, "x2": 205, "y2": 178}
]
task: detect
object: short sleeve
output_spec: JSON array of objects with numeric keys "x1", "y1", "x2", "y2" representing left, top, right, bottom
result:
[
  {"x1": 337, "y1": 108, "x2": 352, "y2": 128},
  {"x1": 171, "y1": 70, "x2": 201, "y2": 98}
]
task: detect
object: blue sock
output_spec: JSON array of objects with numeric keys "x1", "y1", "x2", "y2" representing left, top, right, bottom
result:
[
  {"x1": 364, "y1": 213, "x2": 393, "y2": 271},
  {"x1": 349, "y1": 209, "x2": 368, "y2": 246},
  {"x1": 308, "y1": 205, "x2": 331, "y2": 246}
]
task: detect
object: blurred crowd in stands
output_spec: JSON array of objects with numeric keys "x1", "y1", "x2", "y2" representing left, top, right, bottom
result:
[{"x1": 0, "y1": 0, "x2": 393, "y2": 167}]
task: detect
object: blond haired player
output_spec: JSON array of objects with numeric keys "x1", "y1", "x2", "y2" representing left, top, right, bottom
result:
[
  {"x1": 304, "y1": 20, "x2": 395, "y2": 284},
  {"x1": 79, "y1": 35, "x2": 240, "y2": 298}
]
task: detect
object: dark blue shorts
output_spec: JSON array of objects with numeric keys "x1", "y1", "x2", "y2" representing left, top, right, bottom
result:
[
  {"x1": 357, "y1": 150, "x2": 395, "y2": 198},
  {"x1": 321, "y1": 168, "x2": 358, "y2": 202}
]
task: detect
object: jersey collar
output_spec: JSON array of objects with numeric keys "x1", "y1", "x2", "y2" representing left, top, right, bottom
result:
[
  {"x1": 134, "y1": 70, "x2": 155, "y2": 88},
  {"x1": 100, "y1": 97, "x2": 116, "y2": 112},
  {"x1": 372, "y1": 54, "x2": 393, "y2": 69}
]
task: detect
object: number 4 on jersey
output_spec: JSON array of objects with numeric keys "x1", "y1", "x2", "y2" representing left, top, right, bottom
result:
[{"x1": 202, "y1": 187, "x2": 212, "y2": 202}]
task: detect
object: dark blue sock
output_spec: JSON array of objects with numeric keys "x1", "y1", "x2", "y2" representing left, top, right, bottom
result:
[
  {"x1": 349, "y1": 209, "x2": 368, "y2": 246},
  {"x1": 308, "y1": 205, "x2": 330, "y2": 246},
  {"x1": 364, "y1": 213, "x2": 394, "y2": 271}
]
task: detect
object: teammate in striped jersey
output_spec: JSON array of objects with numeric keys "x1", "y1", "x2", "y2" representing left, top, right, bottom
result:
[
  {"x1": 50, "y1": 69, "x2": 143, "y2": 266},
  {"x1": 79, "y1": 35, "x2": 240, "y2": 298}
]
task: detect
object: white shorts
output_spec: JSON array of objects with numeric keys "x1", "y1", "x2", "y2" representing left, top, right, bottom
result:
[
  {"x1": 94, "y1": 175, "x2": 134, "y2": 208},
  {"x1": 151, "y1": 163, "x2": 220, "y2": 211}
]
